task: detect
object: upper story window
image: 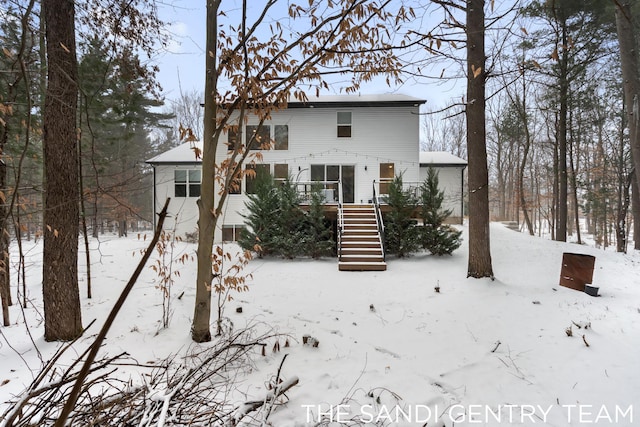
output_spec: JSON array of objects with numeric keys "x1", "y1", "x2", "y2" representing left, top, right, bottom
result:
[
  {"x1": 337, "y1": 111, "x2": 352, "y2": 138},
  {"x1": 274, "y1": 125, "x2": 288, "y2": 150},
  {"x1": 175, "y1": 169, "x2": 201, "y2": 198},
  {"x1": 227, "y1": 125, "x2": 239, "y2": 151},
  {"x1": 228, "y1": 124, "x2": 289, "y2": 151},
  {"x1": 247, "y1": 125, "x2": 271, "y2": 150},
  {"x1": 228, "y1": 162, "x2": 241, "y2": 195}
]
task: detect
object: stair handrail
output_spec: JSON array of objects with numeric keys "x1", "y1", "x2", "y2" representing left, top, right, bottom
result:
[
  {"x1": 372, "y1": 180, "x2": 386, "y2": 261},
  {"x1": 337, "y1": 179, "x2": 344, "y2": 261}
]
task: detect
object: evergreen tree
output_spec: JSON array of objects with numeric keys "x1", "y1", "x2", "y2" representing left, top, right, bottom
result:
[
  {"x1": 238, "y1": 170, "x2": 279, "y2": 257},
  {"x1": 239, "y1": 173, "x2": 335, "y2": 258},
  {"x1": 302, "y1": 185, "x2": 335, "y2": 258},
  {"x1": 419, "y1": 167, "x2": 462, "y2": 255},
  {"x1": 272, "y1": 175, "x2": 306, "y2": 259},
  {"x1": 383, "y1": 174, "x2": 419, "y2": 257},
  {"x1": 77, "y1": 37, "x2": 172, "y2": 231}
]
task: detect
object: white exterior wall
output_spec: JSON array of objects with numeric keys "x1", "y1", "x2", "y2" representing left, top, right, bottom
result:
[
  {"x1": 215, "y1": 104, "x2": 421, "y2": 241},
  {"x1": 419, "y1": 166, "x2": 465, "y2": 223},
  {"x1": 152, "y1": 164, "x2": 202, "y2": 237}
]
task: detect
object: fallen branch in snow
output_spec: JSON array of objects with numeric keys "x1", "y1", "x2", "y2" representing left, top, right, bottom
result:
[
  {"x1": 230, "y1": 375, "x2": 299, "y2": 426},
  {"x1": 4, "y1": 324, "x2": 282, "y2": 426},
  {"x1": 491, "y1": 340, "x2": 501, "y2": 353},
  {"x1": 582, "y1": 334, "x2": 590, "y2": 347},
  {"x1": 572, "y1": 320, "x2": 591, "y2": 330},
  {"x1": 55, "y1": 198, "x2": 171, "y2": 427}
]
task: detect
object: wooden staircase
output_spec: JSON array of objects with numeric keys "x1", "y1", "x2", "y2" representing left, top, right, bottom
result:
[{"x1": 338, "y1": 204, "x2": 387, "y2": 271}]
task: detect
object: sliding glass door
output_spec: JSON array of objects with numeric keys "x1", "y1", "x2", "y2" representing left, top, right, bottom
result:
[{"x1": 310, "y1": 164, "x2": 355, "y2": 203}]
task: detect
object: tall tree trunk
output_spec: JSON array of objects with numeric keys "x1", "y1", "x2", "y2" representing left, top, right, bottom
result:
[
  {"x1": 466, "y1": 0, "x2": 493, "y2": 279},
  {"x1": 556, "y1": 20, "x2": 569, "y2": 242},
  {"x1": 192, "y1": 0, "x2": 220, "y2": 342},
  {"x1": 515, "y1": 60, "x2": 534, "y2": 236},
  {"x1": 615, "y1": 1, "x2": 640, "y2": 210},
  {"x1": 633, "y1": 174, "x2": 640, "y2": 250},
  {"x1": 0, "y1": 108, "x2": 10, "y2": 328},
  {"x1": 42, "y1": 0, "x2": 82, "y2": 341}
]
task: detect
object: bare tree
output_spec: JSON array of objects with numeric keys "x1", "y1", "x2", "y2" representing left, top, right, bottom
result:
[
  {"x1": 193, "y1": 0, "x2": 409, "y2": 342},
  {"x1": 614, "y1": 0, "x2": 640, "y2": 250},
  {"x1": 466, "y1": 0, "x2": 494, "y2": 278},
  {"x1": 42, "y1": 0, "x2": 83, "y2": 341}
]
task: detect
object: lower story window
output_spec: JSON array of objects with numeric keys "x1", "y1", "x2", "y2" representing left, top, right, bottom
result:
[
  {"x1": 245, "y1": 164, "x2": 270, "y2": 194},
  {"x1": 222, "y1": 225, "x2": 244, "y2": 242},
  {"x1": 175, "y1": 169, "x2": 201, "y2": 197}
]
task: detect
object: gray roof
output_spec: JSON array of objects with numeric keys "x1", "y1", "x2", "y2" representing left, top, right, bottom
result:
[
  {"x1": 287, "y1": 93, "x2": 426, "y2": 108},
  {"x1": 146, "y1": 141, "x2": 203, "y2": 164},
  {"x1": 419, "y1": 151, "x2": 467, "y2": 166}
]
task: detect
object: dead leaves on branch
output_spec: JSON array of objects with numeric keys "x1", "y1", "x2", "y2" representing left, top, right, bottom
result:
[
  {"x1": 211, "y1": 246, "x2": 253, "y2": 300},
  {"x1": 213, "y1": 0, "x2": 411, "y2": 109}
]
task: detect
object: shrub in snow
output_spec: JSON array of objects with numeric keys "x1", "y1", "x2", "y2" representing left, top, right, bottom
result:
[
  {"x1": 383, "y1": 174, "x2": 420, "y2": 257},
  {"x1": 418, "y1": 167, "x2": 462, "y2": 255}
]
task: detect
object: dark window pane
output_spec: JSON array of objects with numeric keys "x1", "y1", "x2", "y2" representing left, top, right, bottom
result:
[
  {"x1": 227, "y1": 126, "x2": 239, "y2": 151},
  {"x1": 379, "y1": 163, "x2": 394, "y2": 194},
  {"x1": 274, "y1": 164, "x2": 288, "y2": 180},
  {"x1": 337, "y1": 125, "x2": 351, "y2": 138},
  {"x1": 246, "y1": 125, "x2": 271, "y2": 150},
  {"x1": 245, "y1": 164, "x2": 270, "y2": 194},
  {"x1": 189, "y1": 184, "x2": 201, "y2": 197},
  {"x1": 175, "y1": 184, "x2": 187, "y2": 197},
  {"x1": 222, "y1": 226, "x2": 234, "y2": 242},
  {"x1": 310, "y1": 165, "x2": 325, "y2": 181},
  {"x1": 274, "y1": 125, "x2": 288, "y2": 150},
  {"x1": 342, "y1": 165, "x2": 355, "y2": 203},
  {"x1": 327, "y1": 165, "x2": 340, "y2": 182}
]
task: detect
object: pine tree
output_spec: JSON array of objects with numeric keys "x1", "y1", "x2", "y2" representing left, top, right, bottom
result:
[
  {"x1": 238, "y1": 171, "x2": 279, "y2": 257},
  {"x1": 239, "y1": 174, "x2": 335, "y2": 258},
  {"x1": 302, "y1": 185, "x2": 335, "y2": 258},
  {"x1": 419, "y1": 167, "x2": 462, "y2": 255},
  {"x1": 272, "y1": 176, "x2": 306, "y2": 259},
  {"x1": 383, "y1": 174, "x2": 420, "y2": 257}
]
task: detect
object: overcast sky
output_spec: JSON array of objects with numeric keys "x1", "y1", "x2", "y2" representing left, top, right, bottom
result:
[{"x1": 153, "y1": 1, "x2": 467, "y2": 110}]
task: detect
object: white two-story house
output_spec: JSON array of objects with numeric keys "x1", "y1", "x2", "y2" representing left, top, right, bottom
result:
[{"x1": 147, "y1": 94, "x2": 465, "y2": 270}]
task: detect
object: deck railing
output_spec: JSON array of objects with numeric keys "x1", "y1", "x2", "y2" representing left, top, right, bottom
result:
[
  {"x1": 291, "y1": 180, "x2": 341, "y2": 204},
  {"x1": 337, "y1": 181, "x2": 344, "y2": 261},
  {"x1": 372, "y1": 180, "x2": 386, "y2": 261}
]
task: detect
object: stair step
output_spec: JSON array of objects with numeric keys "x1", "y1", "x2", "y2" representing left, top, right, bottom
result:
[
  {"x1": 341, "y1": 247, "x2": 383, "y2": 254},
  {"x1": 340, "y1": 255, "x2": 384, "y2": 262},
  {"x1": 338, "y1": 204, "x2": 385, "y2": 272},
  {"x1": 341, "y1": 241, "x2": 381, "y2": 247},
  {"x1": 339, "y1": 261, "x2": 387, "y2": 271}
]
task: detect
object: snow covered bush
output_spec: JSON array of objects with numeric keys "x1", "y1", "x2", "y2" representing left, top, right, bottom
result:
[{"x1": 418, "y1": 167, "x2": 462, "y2": 255}]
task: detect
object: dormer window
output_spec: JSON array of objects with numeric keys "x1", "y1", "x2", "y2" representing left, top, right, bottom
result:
[{"x1": 337, "y1": 112, "x2": 352, "y2": 138}]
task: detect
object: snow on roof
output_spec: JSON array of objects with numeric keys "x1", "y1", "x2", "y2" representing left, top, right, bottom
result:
[
  {"x1": 146, "y1": 141, "x2": 203, "y2": 164},
  {"x1": 419, "y1": 151, "x2": 467, "y2": 166},
  {"x1": 291, "y1": 93, "x2": 425, "y2": 104}
]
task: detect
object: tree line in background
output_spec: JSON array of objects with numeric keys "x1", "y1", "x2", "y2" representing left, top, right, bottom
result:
[
  {"x1": 422, "y1": 0, "x2": 640, "y2": 253},
  {"x1": 0, "y1": 0, "x2": 639, "y2": 347}
]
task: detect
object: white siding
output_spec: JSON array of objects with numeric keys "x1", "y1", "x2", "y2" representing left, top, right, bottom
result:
[
  {"x1": 152, "y1": 164, "x2": 201, "y2": 237},
  {"x1": 419, "y1": 166, "x2": 465, "y2": 223},
  {"x1": 215, "y1": 104, "x2": 421, "y2": 240}
]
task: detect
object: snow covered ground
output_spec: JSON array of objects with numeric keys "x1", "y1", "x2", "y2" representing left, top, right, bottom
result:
[{"x1": 1, "y1": 223, "x2": 639, "y2": 426}]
